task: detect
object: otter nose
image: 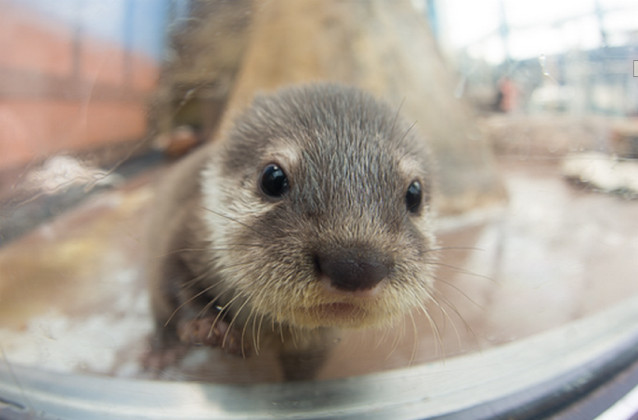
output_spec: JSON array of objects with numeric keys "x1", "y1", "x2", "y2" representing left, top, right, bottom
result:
[{"x1": 316, "y1": 251, "x2": 391, "y2": 292}]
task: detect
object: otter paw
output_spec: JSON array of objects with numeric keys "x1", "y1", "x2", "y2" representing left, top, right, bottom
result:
[
  {"x1": 177, "y1": 317, "x2": 248, "y2": 356},
  {"x1": 142, "y1": 344, "x2": 188, "y2": 376}
]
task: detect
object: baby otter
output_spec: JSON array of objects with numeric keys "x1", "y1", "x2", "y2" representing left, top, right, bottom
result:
[{"x1": 145, "y1": 83, "x2": 436, "y2": 381}]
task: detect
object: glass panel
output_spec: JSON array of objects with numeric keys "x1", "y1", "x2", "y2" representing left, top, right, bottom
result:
[{"x1": 1, "y1": 0, "x2": 637, "y2": 417}]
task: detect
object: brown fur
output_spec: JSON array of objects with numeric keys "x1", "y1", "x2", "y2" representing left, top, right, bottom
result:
[{"x1": 145, "y1": 83, "x2": 437, "y2": 381}]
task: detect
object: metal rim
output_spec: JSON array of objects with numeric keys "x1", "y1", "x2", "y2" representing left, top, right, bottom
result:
[{"x1": 2, "y1": 296, "x2": 638, "y2": 420}]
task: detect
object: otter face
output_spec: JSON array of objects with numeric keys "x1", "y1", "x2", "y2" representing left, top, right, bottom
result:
[{"x1": 201, "y1": 83, "x2": 436, "y2": 330}]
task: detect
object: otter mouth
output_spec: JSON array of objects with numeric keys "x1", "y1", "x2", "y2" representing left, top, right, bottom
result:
[
  {"x1": 292, "y1": 301, "x2": 387, "y2": 328},
  {"x1": 310, "y1": 302, "x2": 364, "y2": 321}
]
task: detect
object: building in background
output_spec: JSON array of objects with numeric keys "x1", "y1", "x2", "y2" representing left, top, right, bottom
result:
[
  {"x1": 0, "y1": 0, "x2": 171, "y2": 171},
  {"x1": 431, "y1": 0, "x2": 638, "y2": 116}
]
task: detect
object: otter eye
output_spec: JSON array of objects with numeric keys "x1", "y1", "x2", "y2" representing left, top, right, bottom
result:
[
  {"x1": 260, "y1": 164, "x2": 289, "y2": 198},
  {"x1": 405, "y1": 180, "x2": 422, "y2": 214}
]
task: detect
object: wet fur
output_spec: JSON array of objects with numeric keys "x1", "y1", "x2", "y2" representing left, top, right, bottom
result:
[{"x1": 146, "y1": 83, "x2": 437, "y2": 381}]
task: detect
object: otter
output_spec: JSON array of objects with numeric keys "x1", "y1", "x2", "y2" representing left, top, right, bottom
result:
[{"x1": 145, "y1": 83, "x2": 437, "y2": 381}]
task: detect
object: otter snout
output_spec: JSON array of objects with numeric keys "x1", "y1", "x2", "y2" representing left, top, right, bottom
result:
[{"x1": 316, "y1": 249, "x2": 393, "y2": 293}]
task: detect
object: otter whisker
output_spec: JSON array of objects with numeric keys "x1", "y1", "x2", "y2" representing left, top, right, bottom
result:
[
  {"x1": 246, "y1": 290, "x2": 263, "y2": 356},
  {"x1": 429, "y1": 261, "x2": 493, "y2": 282},
  {"x1": 161, "y1": 244, "x2": 267, "y2": 259},
  {"x1": 225, "y1": 290, "x2": 254, "y2": 357},
  {"x1": 426, "y1": 245, "x2": 485, "y2": 253},
  {"x1": 190, "y1": 290, "x2": 236, "y2": 340},
  {"x1": 385, "y1": 314, "x2": 405, "y2": 361},
  {"x1": 164, "y1": 274, "x2": 220, "y2": 327},
  {"x1": 182, "y1": 267, "x2": 219, "y2": 288},
  {"x1": 246, "y1": 307, "x2": 259, "y2": 356},
  {"x1": 247, "y1": 286, "x2": 268, "y2": 355},
  {"x1": 157, "y1": 248, "x2": 208, "y2": 258},
  {"x1": 213, "y1": 241, "x2": 269, "y2": 249},
  {"x1": 206, "y1": 290, "x2": 246, "y2": 340},
  {"x1": 397, "y1": 120, "x2": 418, "y2": 148},
  {"x1": 195, "y1": 287, "x2": 227, "y2": 320},
  {"x1": 431, "y1": 295, "x2": 463, "y2": 350},
  {"x1": 256, "y1": 311, "x2": 266, "y2": 354},
  {"x1": 190, "y1": 283, "x2": 231, "y2": 322},
  {"x1": 431, "y1": 288, "x2": 478, "y2": 345},
  {"x1": 416, "y1": 302, "x2": 444, "y2": 359},
  {"x1": 180, "y1": 274, "x2": 206, "y2": 290},
  {"x1": 374, "y1": 324, "x2": 390, "y2": 351},
  {"x1": 432, "y1": 276, "x2": 485, "y2": 310},
  {"x1": 408, "y1": 310, "x2": 419, "y2": 366},
  {"x1": 389, "y1": 97, "x2": 406, "y2": 138},
  {"x1": 216, "y1": 260, "x2": 266, "y2": 271},
  {"x1": 201, "y1": 206, "x2": 270, "y2": 239}
]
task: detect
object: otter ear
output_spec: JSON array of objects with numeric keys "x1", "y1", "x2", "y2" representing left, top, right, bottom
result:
[{"x1": 259, "y1": 163, "x2": 289, "y2": 198}]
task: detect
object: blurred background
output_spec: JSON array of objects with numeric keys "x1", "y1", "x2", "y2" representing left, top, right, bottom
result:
[
  {"x1": 2, "y1": 0, "x2": 637, "y2": 166},
  {"x1": 0, "y1": 0, "x2": 166, "y2": 171},
  {"x1": 440, "y1": 0, "x2": 638, "y2": 115},
  {"x1": 1, "y1": 0, "x2": 637, "y2": 383}
]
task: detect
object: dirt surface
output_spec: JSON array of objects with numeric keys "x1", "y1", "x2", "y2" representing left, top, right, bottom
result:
[{"x1": 1, "y1": 157, "x2": 637, "y2": 383}]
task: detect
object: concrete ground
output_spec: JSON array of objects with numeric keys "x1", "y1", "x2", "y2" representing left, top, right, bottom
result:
[{"x1": 1, "y1": 157, "x2": 637, "y2": 383}]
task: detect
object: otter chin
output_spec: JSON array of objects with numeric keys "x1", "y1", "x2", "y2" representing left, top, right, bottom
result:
[
  {"x1": 272, "y1": 279, "x2": 414, "y2": 329},
  {"x1": 306, "y1": 302, "x2": 364, "y2": 325},
  {"x1": 145, "y1": 82, "x2": 437, "y2": 381}
]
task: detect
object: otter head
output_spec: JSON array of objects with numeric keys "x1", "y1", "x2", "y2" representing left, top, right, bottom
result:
[{"x1": 201, "y1": 83, "x2": 436, "y2": 331}]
